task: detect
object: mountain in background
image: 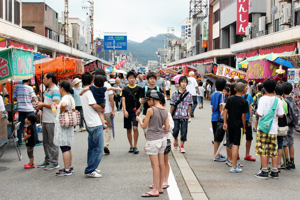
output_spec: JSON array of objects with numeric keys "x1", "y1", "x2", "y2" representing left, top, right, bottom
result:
[{"x1": 126, "y1": 34, "x2": 180, "y2": 65}]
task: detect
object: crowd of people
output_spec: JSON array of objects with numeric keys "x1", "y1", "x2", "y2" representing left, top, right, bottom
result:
[
  {"x1": 2, "y1": 68, "x2": 298, "y2": 197},
  {"x1": 211, "y1": 77, "x2": 297, "y2": 179}
]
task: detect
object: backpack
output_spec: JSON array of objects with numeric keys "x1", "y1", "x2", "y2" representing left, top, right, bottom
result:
[
  {"x1": 258, "y1": 97, "x2": 279, "y2": 134},
  {"x1": 285, "y1": 98, "x2": 299, "y2": 127},
  {"x1": 142, "y1": 86, "x2": 160, "y2": 114}
]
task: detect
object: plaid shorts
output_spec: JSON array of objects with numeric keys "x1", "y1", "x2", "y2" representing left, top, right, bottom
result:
[{"x1": 255, "y1": 130, "x2": 278, "y2": 157}]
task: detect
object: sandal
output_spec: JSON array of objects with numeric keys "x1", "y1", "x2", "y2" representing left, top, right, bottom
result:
[
  {"x1": 226, "y1": 160, "x2": 232, "y2": 167},
  {"x1": 141, "y1": 192, "x2": 159, "y2": 198},
  {"x1": 149, "y1": 185, "x2": 170, "y2": 189}
]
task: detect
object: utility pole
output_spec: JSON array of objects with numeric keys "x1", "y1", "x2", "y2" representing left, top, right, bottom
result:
[{"x1": 64, "y1": 0, "x2": 69, "y2": 45}]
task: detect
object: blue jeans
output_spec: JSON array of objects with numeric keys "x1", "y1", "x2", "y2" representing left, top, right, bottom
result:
[
  {"x1": 17, "y1": 111, "x2": 39, "y2": 145},
  {"x1": 84, "y1": 125, "x2": 104, "y2": 174},
  {"x1": 173, "y1": 119, "x2": 188, "y2": 142},
  {"x1": 191, "y1": 96, "x2": 198, "y2": 113}
]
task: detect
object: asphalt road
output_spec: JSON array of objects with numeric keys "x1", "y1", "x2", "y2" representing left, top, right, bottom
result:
[{"x1": 1, "y1": 89, "x2": 300, "y2": 200}]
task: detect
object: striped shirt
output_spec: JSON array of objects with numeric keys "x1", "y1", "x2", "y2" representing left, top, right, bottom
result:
[
  {"x1": 43, "y1": 85, "x2": 61, "y2": 123},
  {"x1": 13, "y1": 85, "x2": 35, "y2": 112}
]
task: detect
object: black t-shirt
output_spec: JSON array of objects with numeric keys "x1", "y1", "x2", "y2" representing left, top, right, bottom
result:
[
  {"x1": 122, "y1": 85, "x2": 143, "y2": 113},
  {"x1": 225, "y1": 95, "x2": 248, "y2": 128},
  {"x1": 26, "y1": 125, "x2": 35, "y2": 147},
  {"x1": 141, "y1": 86, "x2": 163, "y2": 115}
]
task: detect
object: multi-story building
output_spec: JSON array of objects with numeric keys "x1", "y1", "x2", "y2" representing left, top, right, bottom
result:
[
  {"x1": 166, "y1": 0, "x2": 300, "y2": 75},
  {"x1": 0, "y1": 0, "x2": 22, "y2": 27},
  {"x1": 22, "y1": 2, "x2": 58, "y2": 41}
]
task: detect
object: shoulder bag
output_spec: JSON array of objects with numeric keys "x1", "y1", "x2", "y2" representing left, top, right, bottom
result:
[
  {"x1": 59, "y1": 96, "x2": 81, "y2": 128},
  {"x1": 172, "y1": 91, "x2": 189, "y2": 117}
]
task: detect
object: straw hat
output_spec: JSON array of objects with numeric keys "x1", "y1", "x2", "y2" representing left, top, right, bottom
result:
[{"x1": 72, "y1": 78, "x2": 81, "y2": 86}]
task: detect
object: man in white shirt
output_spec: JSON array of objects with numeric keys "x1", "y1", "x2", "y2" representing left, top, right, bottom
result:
[
  {"x1": 81, "y1": 72, "x2": 105, "y2": 178},
  {"x1": 186, "y1": 71, "x2": 200, "y2": 117},
  {"x1": 165, "y1": 77, "x2": 171, "y2": 100},
  {"x1": 0, "y1": 96, "x2": 5, "y2": 118},
  {"x1": 95, "y1": 69, "x2": 115, "y2": 155}
]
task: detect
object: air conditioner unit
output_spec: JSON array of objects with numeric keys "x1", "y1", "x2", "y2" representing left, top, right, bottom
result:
[
  {"x1": 259, "y1": 16, "x2": 266, "y2": 32},
  {"x1": 245, "y1": 23, "x2": 252, "y2": 36},
  {"x1": 280, "y1": 2, "x2": 292, "y2": 24}
]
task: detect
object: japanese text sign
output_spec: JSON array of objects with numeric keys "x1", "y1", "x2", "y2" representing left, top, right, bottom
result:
[{"x1": 237, "y1": 0, "x2": 249, "y2": 35}]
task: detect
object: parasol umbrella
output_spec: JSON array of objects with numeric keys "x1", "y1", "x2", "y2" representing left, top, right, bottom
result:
[
  {"x1": 173, "y1": 74, "x2": 184, "y2": 83},
  {"x1": 115, "y1": 69, "x2": 127, "y2": 74}
]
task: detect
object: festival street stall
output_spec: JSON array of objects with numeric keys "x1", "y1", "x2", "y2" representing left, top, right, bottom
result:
[{"x1": 0, "y1": 47, "x2": 34, "y2": 160}]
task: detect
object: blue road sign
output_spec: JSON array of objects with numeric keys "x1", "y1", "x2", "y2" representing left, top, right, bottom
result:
[
  {"x1": 96, "y1": 47, "x2": 102, "y2": 53},
  {"x1": 104, "y1": 36, "x2": 127, "y2": 50}
]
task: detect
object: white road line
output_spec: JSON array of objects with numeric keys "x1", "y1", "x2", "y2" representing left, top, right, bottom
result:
[{"x1": 167, "y1": 162, "x2": 183, "y2": 200}]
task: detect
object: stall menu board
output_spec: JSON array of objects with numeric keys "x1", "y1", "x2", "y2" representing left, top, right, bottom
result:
[
  {"x1": 287, "y1": 68, "x2": 300, "y2": 130},
  {"x1": 0, "y1": 48, "x2": 34, "y2": 84},
  {"x1": 84, "y1": 60, "x2": 102, "y2": 73},
  {"x1": 216, "y1": 65, "x2": 246, "y2": 79}
]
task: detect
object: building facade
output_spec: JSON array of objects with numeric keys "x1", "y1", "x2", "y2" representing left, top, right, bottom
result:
[
  {"x1": 22, "y1": 2, "x2": 58, "y2": 41},
  {"x1": 0, "y1": 0, "x2": 22, "y2": 27}
]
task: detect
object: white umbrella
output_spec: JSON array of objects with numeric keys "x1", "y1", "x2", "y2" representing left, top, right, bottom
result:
[{"x1": 115, "y1": 70, "x2": 127, "y2": 74}]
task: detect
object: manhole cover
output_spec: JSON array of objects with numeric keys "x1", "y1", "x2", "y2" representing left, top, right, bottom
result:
[{"x1": 0, "y1": 166, "x2": 9, "y2": 172}]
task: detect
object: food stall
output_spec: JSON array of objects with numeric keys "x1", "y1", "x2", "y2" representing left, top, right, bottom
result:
[
  {"x1": 0, "y1": 47, "x2": 34, "y2": 160},
  {"x1": 84, "y1": 59, "x2": 103, "y2": 73}
]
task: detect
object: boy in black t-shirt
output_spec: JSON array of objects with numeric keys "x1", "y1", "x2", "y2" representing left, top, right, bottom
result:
[
  {"x1": 223, "y1": 82, "x2": 248, "y2": 173},
  {"x1": 122, "y1": 71, "x2": 143, "y2": 154},
  {"x1": 23, "y1": 113, "x2": 36, "y2": 169}
]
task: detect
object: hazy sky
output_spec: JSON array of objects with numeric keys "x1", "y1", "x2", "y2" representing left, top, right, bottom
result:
[{"x1": 22, "y1": 0, "x2": 189, "y2": 42}]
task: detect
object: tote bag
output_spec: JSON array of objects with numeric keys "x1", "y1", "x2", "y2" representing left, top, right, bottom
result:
[{"x1": 59, "y1": 96, "x2": 80, "y2": 128}]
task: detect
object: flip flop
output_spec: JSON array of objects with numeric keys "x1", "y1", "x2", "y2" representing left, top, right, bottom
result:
[
  {"x1": 141, "y1": 193, "x2": 159, "y2": 198},
  {"x1": 149, "y1": 185, "x2": 170, "y2": 189}
]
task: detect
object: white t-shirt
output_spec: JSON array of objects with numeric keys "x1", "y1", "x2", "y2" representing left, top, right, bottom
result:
[
  {"x1": 165, "y1": 80, "x2": 171, "y2": 90},
  {"x1": 186, "y1": 77, "x2": 198, "y2": 96},
  {"x1": 198, "y1": 86, "x2": 204, "y2": 97},
  {"x1": 165, "y1": 112, "x2": 174, "y2": 139},
  {"x1": 80, "y1": 90, "x2": 102, "y2": 127},
  {"x1": 55, "y1": 95, "x2": 74, "y2": 120},
  {"x1": 247, "y1": 85, "x2": 253, "y2": 95},
  {"x1": 207, "y1": 84, "x2": 211, "y2": 92},
  {"x1": 0, "y1": 96, "x2": 5, "y2": 112},
  {"x1": 257, "y1": 96, "x2": 285, "y2": 135},
  {"x1": 104, "y1": 82, "x2": 113, "y2": 114}
]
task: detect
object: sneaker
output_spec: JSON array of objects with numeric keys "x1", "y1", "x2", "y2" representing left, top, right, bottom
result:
[
  {"x1": 230, "y1": 167, "x2": 243, "y2": 173},
  {"x1": 244, "y1": 155, "x2": 256, "y2": 161},
  {"x1": 213, "y1": 156, "x2": 226, "y2": 162},
  {"x1": 269, "y1": 171, "x2": 279, "y2": 179},
  {"x1": 174, "y1": 138, "x2": 178, "y2": 149},
  {"x1": 56, "y1": 169, "x2": 72, "y2": 176},
  {"x1": 220, "y1": 154, "x2": 226, "y2": 159},
  {"x1": 179, "y1": 145, "x2": 185, "y2": 153},
  {"x1": 133, "y1": 147, "x2": 139, "y2": 154},
  {"x1": 59, "y1": 167, "x2": 74, "y2": 173},
  {"x1": 24, "y1": 163, "x2": 35, "y2": 169},
  {"x1": 104, "y1": 146, "x2": 110, "y2": 154},
  {"x1": 80, "y1": 127, "x2": 86, "y2": 132},
  {"x1": 37, "y1": 161, "x2": 48, "y2": 168},
  {"x1": 129, "y1": 147, "x2": 134, "y2": 153},
  {"x1": 45, "y1": 164, "x2": 59, "y2": 171},
  {"x1": 95, "y1": 169, "x2": 101, "y2": 174},
  {"x1": 35, "y1": 141, "x2": 43, "y2": 146},
  {"x1": 255, "y1": 170, "x2": 269, "y2": 179},
  {"x1": 289, "y1": 163, "x2": 296, "y2": 169},
  {"x1": 86, "y1": 171, "x2": 102, "y2": 178}
]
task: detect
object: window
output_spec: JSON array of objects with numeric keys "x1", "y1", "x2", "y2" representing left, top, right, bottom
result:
[
  {"x1": 213, "y1": 10, "x2": 219, "y2": 24},
  {"x1": 14, "y1": 0, "x2": 20, "y2": 25},
  {"x1": 275, "y1": 19, "x2": 280, "y2": 32},
  {"x1": 45, "y1": 4, "x2": 47, "y2": 11},
  {"x1": 213, "y1": 37, "x2": 220, "y2": 49},
  {"x1": 6, "y1": 0, "x2": 12, "y2": 22},
  {"x1": 295, "y1": 11, "x2": 300, "y2": 26},
  {"x1": 0, "y1": 0, "x2": 3, "y2": 19},
  {"x1": 56, "y1": 13, "x2": 58, "y2": 19}
]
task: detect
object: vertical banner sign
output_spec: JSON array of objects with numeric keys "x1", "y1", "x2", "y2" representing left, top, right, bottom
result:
[
  {"x1": 237, "y1": 0, "x2": 249, "y2": 35},
  {"x1": 202, "y1": 20, "x2": 208, "y2": 48}
]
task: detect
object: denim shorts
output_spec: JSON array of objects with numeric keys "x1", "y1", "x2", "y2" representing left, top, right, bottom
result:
[{"x1": 198, "y1": 96, "x2": 203, "y2": 104}]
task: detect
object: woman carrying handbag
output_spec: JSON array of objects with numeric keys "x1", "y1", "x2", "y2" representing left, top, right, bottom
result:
[{"x1": 52, "y1": 81, "x2": 77, "y2": 176}]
